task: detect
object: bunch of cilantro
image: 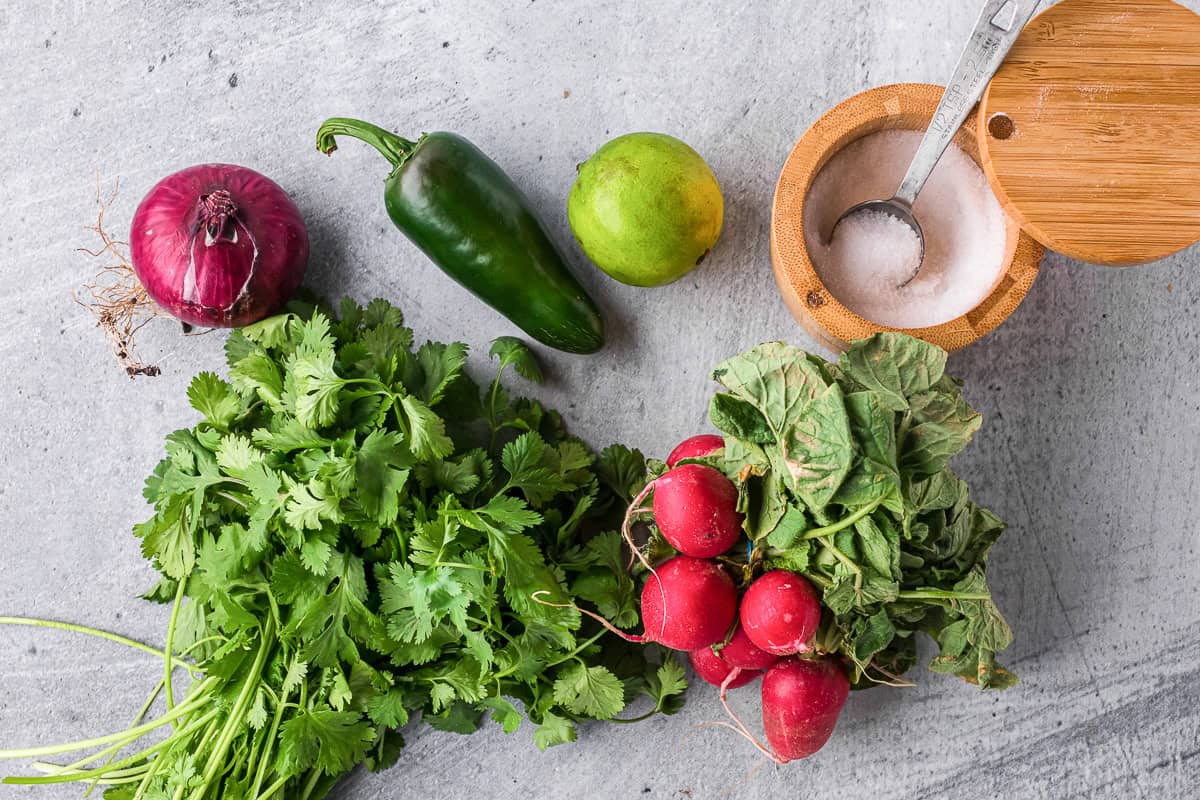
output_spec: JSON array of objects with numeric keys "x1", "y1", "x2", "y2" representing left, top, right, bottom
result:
[
  {"x1": 689, "y1": 334, "x2": 1016, "y2": 690},
  {"x1": 6, "y1": 298, "x2": 684, "y2": 800}
]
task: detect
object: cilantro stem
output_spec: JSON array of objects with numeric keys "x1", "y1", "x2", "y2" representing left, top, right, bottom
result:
[
  {"x1": 163, "y1": 579, "x2": 187, "y2": 716},
  {"x1": 799, "y1": 495, "x2": 885, "y2": 540},
  {"x1": 435, "y1": 560, "x2": 487, "y2": 571},
  {"x1": 542, "y1": 629, "x2": 607, "y2": 670},
  {"x1": 6, "y1": 709, "x2": 219, "y2": 785},
  {"x1": 298, "y1": 767, "x2": 322, "y2": 800},
  {"x1": 242, "y1": 726, "x2": 266, "y2": 791},
  {"x1": 216, "y1": 490, "x2": 248, "y2": 508},
  {"x1": 27, "y1": 763, "x2": 148, "y2": 783},
  {"x1": 0, "y1": 617, "x2": 201, "y2": 676},
  {"x1": 79, "y1": 660, "x2": 176, "y2": 795},
  {"x1": 486, "y1": 368, "x2": 508, "y2": 453},
  {"x1": 250, "y1": 674, "x2": 291, "y2": 799},
  {"x1": 56, "y1": 674, "x2": 200, "y2": 772},
  {"x1": 255, "y1": 775, "x2": 290, "y2": 800},
  {"x1": 31, "y1": 762, "x2": 147, "y2": 781},
  {"x1": 26, "y1": 768, "x2": 145, "y2": 786},
  {"x1": 192, "y1": 623, "x2": 273, "y2": 799},
  {"x1": 465, "y1": 616, "x2": 515, "y2": 645},
  {"x1": 0, "y1": 683, "x2": 213, "y2": 759},
  {"x1": 392, "y1": 523, "x2": 409, "y2": 564}
]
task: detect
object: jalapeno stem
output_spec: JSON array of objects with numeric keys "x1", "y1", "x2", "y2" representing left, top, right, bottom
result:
[{"x1": 316, "y1": 117, "x2": 417, "y2": 168}]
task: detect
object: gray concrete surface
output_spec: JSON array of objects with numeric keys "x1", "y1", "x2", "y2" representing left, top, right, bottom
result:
[{"x1": 2, "y1": 1, "x2": 1199, "y2": 798}]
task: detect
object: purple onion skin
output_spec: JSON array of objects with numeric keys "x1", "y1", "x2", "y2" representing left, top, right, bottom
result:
[{"x1": 130, "y1": 163, "x2": 309, "y2": 328}]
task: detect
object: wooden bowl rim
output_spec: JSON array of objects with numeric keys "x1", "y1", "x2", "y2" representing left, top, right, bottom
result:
[{"x1": 770, "y1": 82, "x2": 1045, "y2": 352}]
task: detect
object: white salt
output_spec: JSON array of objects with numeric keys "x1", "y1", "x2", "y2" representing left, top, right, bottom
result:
[{"x1": 803, "y1": 130, "x2": 1008, "y2": 329}]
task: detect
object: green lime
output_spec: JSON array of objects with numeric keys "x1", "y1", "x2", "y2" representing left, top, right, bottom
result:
[{"x1": 568, "y1": 132, "x2": 723, "y2": 287}]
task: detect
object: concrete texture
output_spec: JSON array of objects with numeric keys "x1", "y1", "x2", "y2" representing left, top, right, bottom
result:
[{"x1": 1, "y1": 1, "x2": 1199, "y2": 798}]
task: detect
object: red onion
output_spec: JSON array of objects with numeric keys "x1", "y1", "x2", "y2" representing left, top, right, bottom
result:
[{"x1": 130, "y1": 163, "x2": 309, "y2": 327}]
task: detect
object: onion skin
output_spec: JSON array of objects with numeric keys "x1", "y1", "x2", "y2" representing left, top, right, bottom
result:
[{"x1": 130, "y1": 164, "x2": 308, "y2": 327}]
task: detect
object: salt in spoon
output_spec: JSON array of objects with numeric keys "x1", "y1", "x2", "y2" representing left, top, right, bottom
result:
[{"x1": 831, "y1": 0, "x2": 1038, "y2": 286}]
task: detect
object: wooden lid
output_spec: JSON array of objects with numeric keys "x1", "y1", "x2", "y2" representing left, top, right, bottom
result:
[{"x1": 978, "y1": 0, "x2": 1200, "y2": 265}]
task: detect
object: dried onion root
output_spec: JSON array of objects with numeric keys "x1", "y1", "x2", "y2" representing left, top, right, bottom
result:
[{"x1": 74, "y1": 180, "x2": 162, "y2": 378}]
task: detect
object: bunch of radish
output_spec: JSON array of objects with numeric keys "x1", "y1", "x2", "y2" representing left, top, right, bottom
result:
[{"x1": 572, "y1": 434, "x2": 852, "y2": 762}]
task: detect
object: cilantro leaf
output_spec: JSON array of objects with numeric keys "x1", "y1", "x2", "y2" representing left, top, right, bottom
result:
[
  {"x1": 240, "y1": 312, "x2": 293, "y2": 348},
  {"x1": 552, "y1": 663, "x2": 625, "y2": 719},
  {"x1": 277, "y1": 707, "x2": 375, "y2": 777},
  {"x1": 284, "y1": 479, "x2": 343, "y2": 531},
  {"x1": 229, "y1": 349, "x2": 284, "y2": 409},
  {"x1": 362, "y1": 298, "x2": 406, "y2": 330},
  {"x1": 482, "y1": 697, "x2": 522, "y2": 734},
  {"x1": 291, "y1": 349, "x2": 344, "y2": 428},
  {"x1": 214, "y1": 434, "x2": 262, "y2": 475},
  {"x1": 532, "y1": 712, "x2": 577, "y2": 751},
  {"x1": 399, "y1": 395, "x2": 454, "y2": 460},
  {"x1": 502, "y1": 432, "x2": 572, "y2": 505},
  {"x1": 379, "y1": 564, "x2": 471, "y2": 643},
  {"x1": 112, "y1": 299, "x2": 681, "y2": 797},
  {"x1": 489, "y1": 337, "x2": 543, "y2": 383},
  {"x1": 187, "y1": 372, "x2": 241, "y2": 430},
  {"x1": 355, "y1": 430, "x2": 412, "y2": 524},
  {"x1": 596, "y1": 444, "x2": 648, "y2": 503},
  {"x1": 134, "y1": 505, "x2": 195, "y2": 580},
  {"x1": 641, "y1": 655, "x2": 688, "y2": 715},
  {"x1": 252, "y1": 418, "x2": 331, "y2": 453},
  {"x1": 366, "y1": 690, "x2": 410, "y2": 729},
  {"x1": 416, "y1": 341, "x2": 469, "y2": 405}
]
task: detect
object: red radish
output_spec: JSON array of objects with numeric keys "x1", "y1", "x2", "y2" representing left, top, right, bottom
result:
[
  {"x1": 651, "y1": 464, "x2": 743, "y2": 558},
  {"x1": 640, "y1": 557, "x2": 738, "y2": 650},
  {"x1": 666, "y1": 434, "x2": 724, "y2": 467},
  {"x1": 740, "y1": 570, "x2": 821, "y2": 656},
  {"x1": 131, "y1": 163, "x2": 309, "y2": 327},
  {"x1": 689, "y1": 645, "x2": 760, "y2": 689},
  {"x1": 761, "y1": 656, "x2": 850, "y2": 761},
  {"x1": 717, "y1": 624, "x2": 779, "y2": 670},
  {"x1": 532, "y1": 555, "x2": 737, "y2": 652}
]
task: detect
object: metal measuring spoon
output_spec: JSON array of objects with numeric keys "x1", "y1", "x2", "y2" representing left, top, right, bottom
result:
[{"x1": 831, "y1": 0, "x2": 1039, "y2": 287}]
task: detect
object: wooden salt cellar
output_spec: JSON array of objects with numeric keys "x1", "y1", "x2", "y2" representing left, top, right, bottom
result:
[
  {"x1": 771, "y1": 84, "x2": 1043, "y2": 353},
  {"x1": 772, "y1": 0, "x2": 1200, "y2": 351}
]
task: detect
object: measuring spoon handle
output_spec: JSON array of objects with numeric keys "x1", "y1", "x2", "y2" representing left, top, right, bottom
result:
[{"x1": 894, "y1": 0, "x2": 1039, "y2": 207}]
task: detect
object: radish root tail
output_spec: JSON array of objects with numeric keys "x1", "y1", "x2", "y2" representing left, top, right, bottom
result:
[
  {"x1": 616, "y1": 480, "x2": 669, "y2": 643},
  {"x1": 860, "y1": 659, "x2": 916, "y2": 688},
  {"x1": 621, "y1": 481, "x2": 656, "y2": 571},
  {"x1": 718, "y1": 669, "x2": 786, "y2": 765},
  {"x1": 530, "y1": 591, "x2": 647, "y2": 644}
]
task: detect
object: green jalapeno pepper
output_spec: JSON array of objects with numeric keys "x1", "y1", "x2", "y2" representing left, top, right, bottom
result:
[{"x1": 316, "y1": 118, "x2": 605, "y2": 354}]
